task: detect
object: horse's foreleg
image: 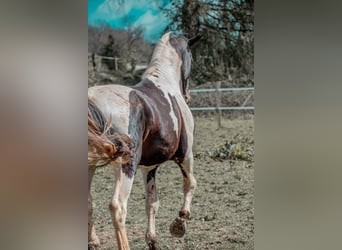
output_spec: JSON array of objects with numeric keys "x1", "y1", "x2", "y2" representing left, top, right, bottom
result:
[
  {"x1": 141, "y1": 166, "x2": 160, "y2": 250},
  {"x1": 88, "y1": 168, "x2": 100, "y2": 249},
  {"x1": 170, "y1": 152, "x2": 197, "y2": 238},
  {"x1": 109, "y1": 162, "x2": 134, "y2": 250},
  {"x1": 179, "y1": 152, "x2": 197, "y2": 219}
]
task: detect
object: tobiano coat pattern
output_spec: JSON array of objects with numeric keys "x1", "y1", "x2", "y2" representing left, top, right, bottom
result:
[{"x1": 88, "y1": 32, "x2": 201, "y2": 250}]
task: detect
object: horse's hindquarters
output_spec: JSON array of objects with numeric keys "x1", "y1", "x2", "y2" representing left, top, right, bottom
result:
[{"x1": 88, "y1": 85, "x2": 132, "y2": 135}]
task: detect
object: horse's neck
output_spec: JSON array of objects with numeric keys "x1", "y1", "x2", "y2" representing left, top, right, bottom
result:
[{"x1": 144, "y1": 58, "x2": 182, "y2": 95}]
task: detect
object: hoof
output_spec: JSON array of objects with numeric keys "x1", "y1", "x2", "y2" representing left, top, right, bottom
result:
[
  {"x1": 88, "y1": 238, "x2": 100, "y2": 250},
  {"x1": 170, "y1": 217, "x2": 187, "y2": 238},
  {"x1": 148, "y1": 242, "x2": 160, "y2": 250}
]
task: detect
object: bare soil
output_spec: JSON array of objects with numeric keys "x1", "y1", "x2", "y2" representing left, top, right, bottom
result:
[{"x1": 91, "y1": 116, "x2": 254, "y2": 250}]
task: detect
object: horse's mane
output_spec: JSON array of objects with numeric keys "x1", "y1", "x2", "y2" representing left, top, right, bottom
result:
[
  {"x1": 142, "y1": 32, "x2": 192, "y2": 103},
  {"x1": 142, "y1": 34, "x2": 170, "y2": 79},
  {"x1": 88, "y1": 98, "x2": 131, "y2": 165},
  {"x1": 142, "y1": 32, "x2": 186, "y2": 82}
]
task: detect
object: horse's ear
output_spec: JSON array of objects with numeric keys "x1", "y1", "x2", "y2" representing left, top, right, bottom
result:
[{"x1": 188, "y1": 34, "x2": 202, "y2": 47}]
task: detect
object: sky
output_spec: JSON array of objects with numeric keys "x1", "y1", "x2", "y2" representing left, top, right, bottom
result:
[{"x1": 88, "y1": 0, "x2": 172, "y2": 43}]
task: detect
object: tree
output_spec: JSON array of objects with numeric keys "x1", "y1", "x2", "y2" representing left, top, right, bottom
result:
[
  {"x1": 164, "y1": 0, "x2": 254, "y2": 86},
  {"x1": 100, "y1": 34, "x2": 117, "y2": 70},
  {"x1": 88, "y1": 24, "x2": 153, "y2": 85}
]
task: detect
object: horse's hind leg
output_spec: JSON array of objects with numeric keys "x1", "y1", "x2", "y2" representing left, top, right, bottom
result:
[
  {"x1": 109, "y1": 162, "x2": 134, "y2": 250},
  {"x1": 170, "y1": 152, "x2": 197, "y2": 238},
  {"x1": 141, "y1": 166, "x2": 160, "y2": 250},
  {"x1": 88, "y1": 168, "x2": 100, "y2": 249}
]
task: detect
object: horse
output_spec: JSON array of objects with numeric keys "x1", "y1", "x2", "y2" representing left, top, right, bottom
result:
[{"x1": 88, "y1": 32, "x2": 201, "y2": 250}]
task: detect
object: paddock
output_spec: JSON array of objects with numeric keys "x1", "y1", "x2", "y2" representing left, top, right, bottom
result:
[{"x1": 91, "y1": 115, "x2": 254, "y2": 250}]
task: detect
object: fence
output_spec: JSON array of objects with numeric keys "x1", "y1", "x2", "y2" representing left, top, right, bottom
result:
[
  {"x1": 189, "y1": 83, "x2": 254, "y2": 127},
  {"x1": 88, "y1": 53, "x2": 148, "y2": 75}
]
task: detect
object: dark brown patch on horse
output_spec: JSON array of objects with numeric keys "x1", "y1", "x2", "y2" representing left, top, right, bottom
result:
[
  {"x1": 88, "y1": 99, "x2": 106, "y2": 132},
  {"x1": 169, "y1": 36, "x2": 192, "y2": 101},
  {"x1": 123, "y1": 91, "x2": 145, "y2": 178},
  {"x1": 133, "y1": 79, "x2": 180, "y2": 166},
  {"x1": 178, "y1": 167, "x2": 187, "y2": 178},
  {"x1": 146, "y1": 166, "x2": 158, "y2": 183},
  {"x1": 179, "y1": 209, "x2": 190, "y2": 220}
]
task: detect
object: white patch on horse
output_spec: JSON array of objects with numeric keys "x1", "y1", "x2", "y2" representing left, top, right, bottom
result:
[
  {"x1": 160, "y1": 89, "x2": 178, "y2": 134},
  {"x1": 169, "y1": 100, "x2": 179, "y2": 134},
  {"x1": 88, "y1": 85, "x2": 131, "y2": 135},
  {"x1": 175, "y1": 93, "x2": 195, "y2": 154},
  {"x1": 143, "y1": 32, "x2": 184, "y2": 135}
]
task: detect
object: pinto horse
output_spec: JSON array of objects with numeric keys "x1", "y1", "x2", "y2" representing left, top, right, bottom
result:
[{"x1": 88, "y1": 32, "x2": 201, "y2": 250}]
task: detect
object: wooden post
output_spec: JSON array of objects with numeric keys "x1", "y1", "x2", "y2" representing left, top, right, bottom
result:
[
  {"x1": 114, "y1": 57, "x2": 119, "y2": 71},
  {"x1": 216, "y1": 81, "x2": 222, "y2": 128}
]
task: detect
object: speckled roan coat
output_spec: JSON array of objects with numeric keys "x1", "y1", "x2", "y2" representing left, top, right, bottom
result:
[{"x1": 88, "y1": 32, "x2": 201, "y2": 250}]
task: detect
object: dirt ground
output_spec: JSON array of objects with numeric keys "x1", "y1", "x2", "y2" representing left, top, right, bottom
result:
[{"x1": 91, "y1": 115, "x2": 254, "y2": 250}]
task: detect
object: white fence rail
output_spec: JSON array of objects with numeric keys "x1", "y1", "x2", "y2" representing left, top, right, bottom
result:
[
  {"x1": 190, "y1": 87, "x2": 254, "y2": 93},
  {"x1": 189, "y1": 85, "x2": 254, "y2": 128},
  {"x1": 189, "y1": 86, "x2": 254, "y2": 111},
  {"x1": 190, "y1": 106, "x2": 254, "y2": 111}
]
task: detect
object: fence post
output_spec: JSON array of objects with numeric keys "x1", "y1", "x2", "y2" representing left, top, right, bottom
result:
[
  {"x1": 114, "y1": 57, "x2": 119, "y2": 71},
  {"x1": 216, "y1": 81, "x2": 222, "y2": 128}
]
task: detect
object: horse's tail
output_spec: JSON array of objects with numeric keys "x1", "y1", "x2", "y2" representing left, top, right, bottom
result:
[{"x1": 88, "y1": 98, "x2": 131, "y2": 166}]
